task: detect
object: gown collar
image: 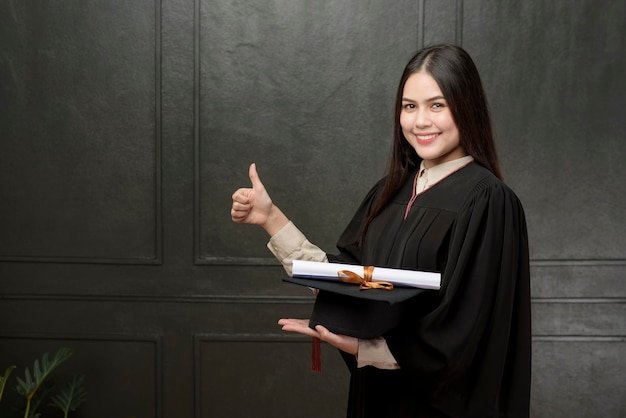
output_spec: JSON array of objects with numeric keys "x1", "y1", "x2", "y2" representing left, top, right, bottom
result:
[
  {"x1": 404, "y1": 155, "x2": 475, "y2": 220},
  {"x1": 418, "y1": 155, "x2": 475, "y2": 192}
]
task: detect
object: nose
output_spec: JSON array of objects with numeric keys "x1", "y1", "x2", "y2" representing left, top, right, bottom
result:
[{"x1": 414, "y1": 108, "x2": 431, "y2": 128}]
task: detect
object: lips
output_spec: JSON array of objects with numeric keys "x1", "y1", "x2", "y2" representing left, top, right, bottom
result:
[{"x1": 416, "y1": 133, "x2": 439, "y2": 145}]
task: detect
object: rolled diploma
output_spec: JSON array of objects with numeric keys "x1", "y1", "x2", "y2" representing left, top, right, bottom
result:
[{"x1": 292, "y1": 260, "x2": 440, "y2": 290}]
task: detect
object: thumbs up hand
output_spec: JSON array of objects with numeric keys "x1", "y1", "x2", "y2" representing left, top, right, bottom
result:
[
  {"x1": 231, "y1": 163, "x2": 288, "y2": 235},
  {"x1": 231, "y1": 163, "x2": 272, "y2": 224}
]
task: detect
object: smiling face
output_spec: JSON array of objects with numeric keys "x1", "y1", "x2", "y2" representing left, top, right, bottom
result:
[{"x1": 399, "y1": 70, "x2": 466, "y2": 168}]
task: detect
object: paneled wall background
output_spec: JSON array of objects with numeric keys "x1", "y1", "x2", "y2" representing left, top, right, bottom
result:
[{"x1": 1, "y1": 1, "x2": 624, "y2": 417}]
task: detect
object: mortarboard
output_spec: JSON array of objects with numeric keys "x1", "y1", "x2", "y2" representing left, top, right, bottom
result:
[{"x1": 284, "y1": 260, "x2": 440, "y2": 339}]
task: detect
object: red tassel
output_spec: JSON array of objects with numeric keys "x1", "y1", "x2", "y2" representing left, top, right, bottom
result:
[{"x1": 311, "y1": 337, "x2": 321, "y2": 372}]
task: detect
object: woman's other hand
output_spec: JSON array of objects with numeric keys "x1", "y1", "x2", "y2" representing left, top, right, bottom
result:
[{"x1": 278, "y1": 318, "x2": 358, "y2": 356}]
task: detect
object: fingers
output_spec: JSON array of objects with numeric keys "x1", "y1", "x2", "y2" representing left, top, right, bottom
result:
[
  {"x1": 230, "y1": 188, "x2": 252, "y2": 222},
  {"x1": 231, "y1": 206, "x2": 248, "y2": 222},
  {"x1": 278, "y1": 318, "x2": 311, "y2": 328},
  {"x1": 278, "y1": 318, "x2": 319, "y2": 338},
  {"x1": 231, "y1": 187, "x2": 251, "y2": 204}
]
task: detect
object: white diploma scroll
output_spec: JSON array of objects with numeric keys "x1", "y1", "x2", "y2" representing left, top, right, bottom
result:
[{"x1": 291, "y1": 260, "x2": 441, "y2": 290}]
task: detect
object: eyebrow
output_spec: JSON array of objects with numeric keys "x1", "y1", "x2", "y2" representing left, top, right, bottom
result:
[{"x1": 402, "y1": 95, "x2": 446, "y2": 103}]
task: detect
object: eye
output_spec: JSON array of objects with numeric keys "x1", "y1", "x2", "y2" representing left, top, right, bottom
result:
[
  {"x1": 431, "y1": 102, "x2": 445, "y2": 110},
  {"x1": 402, "y1": 103, "x2": 415, "y2": 110}
]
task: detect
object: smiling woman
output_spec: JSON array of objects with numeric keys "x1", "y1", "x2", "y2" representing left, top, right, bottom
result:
[{"x1": 231, "y1": 44, "x2": 531, "y2": 418}]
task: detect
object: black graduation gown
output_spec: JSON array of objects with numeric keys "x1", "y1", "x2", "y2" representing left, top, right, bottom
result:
[{"x1": 327, "y1": 162, "x2": 531, "y2": 418}]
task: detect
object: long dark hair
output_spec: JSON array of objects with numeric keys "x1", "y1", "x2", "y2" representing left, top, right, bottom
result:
[{"x1": 361, "y1": 44, "x2": 502, "y2": 242}]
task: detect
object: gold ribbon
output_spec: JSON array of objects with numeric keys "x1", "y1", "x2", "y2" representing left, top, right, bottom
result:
[{"x1": 337, "y1": 265, "x2": 394, "y2": 291}]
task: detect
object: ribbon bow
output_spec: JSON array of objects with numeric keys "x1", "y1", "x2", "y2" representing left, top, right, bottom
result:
[{"x1": 337, "y1": 265, "x2": 394, "y2": 290}]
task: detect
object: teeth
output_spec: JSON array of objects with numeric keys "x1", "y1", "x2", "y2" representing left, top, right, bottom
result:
[{"x1": 417, "y1": 133, "x2": 437, "y2": 140}]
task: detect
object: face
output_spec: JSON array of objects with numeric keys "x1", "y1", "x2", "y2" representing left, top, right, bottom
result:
[{"x1": 399, "y1": 70, "x2": 465, "y2": 168}]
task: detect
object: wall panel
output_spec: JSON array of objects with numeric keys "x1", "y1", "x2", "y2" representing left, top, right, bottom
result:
[
  {"x1": 195, "y1": 0, "x2": 419, "y2": 264},
  {"x1": 0, "y1": 0, "x2": 161, "y2": 264},
  {"x1": 531, "y1": 339, "x2": 625, "y2": 418},
  {"x1": 195, "y1": 334, "x2": 348, "y2": 418},
  {"x1": 463, "y1": 0, "x2": 626, "y2": 261}
]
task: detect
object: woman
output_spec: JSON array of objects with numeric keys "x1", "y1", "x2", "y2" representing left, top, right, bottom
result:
[{"x1": 231, "y1": 44, "x2": 531, "y2": 417}]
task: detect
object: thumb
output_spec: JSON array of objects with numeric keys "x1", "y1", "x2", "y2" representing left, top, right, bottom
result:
[{"x1": 248, "y1": 163, "x2": 265, "y2": 190}]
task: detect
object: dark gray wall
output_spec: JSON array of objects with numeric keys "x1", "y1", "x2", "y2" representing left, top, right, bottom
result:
[{"x1": 1, "y1": 1, "x2": 624, "y2": 417}]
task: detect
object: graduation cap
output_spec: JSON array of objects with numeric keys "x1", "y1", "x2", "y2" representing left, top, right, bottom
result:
[{"x1": 284, "y1": 260, "x2": 440, "y2": 339}]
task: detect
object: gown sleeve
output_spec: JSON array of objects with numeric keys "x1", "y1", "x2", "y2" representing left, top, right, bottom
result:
[{"x1": 384, "y1": 180, "x2": 531, "y2": 413}]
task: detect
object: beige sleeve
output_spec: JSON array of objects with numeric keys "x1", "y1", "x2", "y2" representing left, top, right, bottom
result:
[
  {"x1": 357, "y1": 337, "x2": 400, "y2": 369},
  {"x1": 266, "y1": 221, "x2": 328, "y2": 276}
]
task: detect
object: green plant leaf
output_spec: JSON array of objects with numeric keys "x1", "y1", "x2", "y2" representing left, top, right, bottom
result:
[
  {"x1": 33, "y1": 359, "x2": 42, "y2": 382},
  {"x1": 17, "y1": 373, "x2": 32, "y2": 396},
  {"x1": 0, "y1": 365, "x2": 16, "y2": 401},
  {"x1": 31, "y1": 379, "x2": 55, "y2": 416},
  {"x1": 50, "y1": 374, "x2": 87, "y2": 417},
  {"x1": 14, "y1": 347, "x2": 73, "y2": 418}
]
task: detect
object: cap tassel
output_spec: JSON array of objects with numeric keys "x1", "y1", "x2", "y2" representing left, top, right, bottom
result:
[{"x1": 311, "y1": 337, "x2": 321, "y2": 372}]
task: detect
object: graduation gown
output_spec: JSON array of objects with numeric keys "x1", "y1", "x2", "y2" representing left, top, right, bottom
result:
[{"x1": 327, "y1": 162, "x2": 531, "y2": 418}]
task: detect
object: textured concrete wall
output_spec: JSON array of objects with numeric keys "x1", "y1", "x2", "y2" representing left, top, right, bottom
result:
[{"x1": 0, "y1": 1, "x2": 624, "y2": 417}]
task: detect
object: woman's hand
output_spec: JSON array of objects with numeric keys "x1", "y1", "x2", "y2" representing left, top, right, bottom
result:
[
  {"x1": 231, "y1": 163, "x2": 288, "y2": 236},
  {"x1": 278, "y1": 318, "x2": 358, "y2": 356}
]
